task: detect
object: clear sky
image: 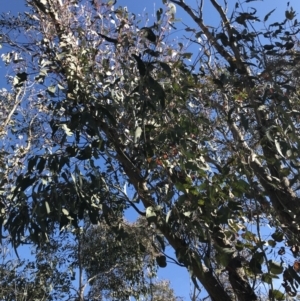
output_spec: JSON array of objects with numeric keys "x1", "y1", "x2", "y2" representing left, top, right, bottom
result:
[{"x1": 1, "y1": 0, "x2": 300, "y2": 300}]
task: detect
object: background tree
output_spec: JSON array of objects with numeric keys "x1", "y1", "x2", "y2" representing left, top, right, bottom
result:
[
  {"x1": 0, "y1": 241, "x2": 73, "y2": 301},
  {"x1": 80, "y1": 217, "x2": 183, "y2": 301},
  {"x1": 1, "y1": 0, "x2": 300, "y2": 301},
  {"x1": 0, "y1": 219, "x2": 181, "y2": 301}
]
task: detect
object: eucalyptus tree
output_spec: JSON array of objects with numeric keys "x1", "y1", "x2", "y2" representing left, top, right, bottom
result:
[{"x1": 1, "y1": 0, "x2": 300, "y2": 301}]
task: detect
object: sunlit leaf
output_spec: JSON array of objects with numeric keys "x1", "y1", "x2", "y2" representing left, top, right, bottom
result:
[
  {"x1": 134, "y1": 126, "x2": 142, "y2": 143},
  {"x1": 47, "y1": 85, "x2": 56, "y2": 96},
  {"x1": 62, "y1": 208, "x2": 69, "y2": 216},
  {"x1": 268, "y1": 260, "x2": 284, "y2": 275},
  {"x1": 262, "y1": 273, "x2": 272, "y2": 284},
  {"x1": 146, "y1": 206, "x2": 157, "y2": 223},
  {"x1": 61, "y1": 124, "x2": 73, "y2": 136},
  {"x1": 270, "y1": 289, "x2": 284, "y2": 301}
]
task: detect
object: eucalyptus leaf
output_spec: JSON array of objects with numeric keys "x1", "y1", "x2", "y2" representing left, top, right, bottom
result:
[
  {"x1": 62, "y1": 208, "x2": 69, "y2": 216},
  {"x1": 264, "y1": 9, "x2": 276, "y2": 22},
  {"x1": 268, "y1": 260, "x2": 284, "y2": 275},
  {"x1": 146, "y1": 206, "x2": 157, "y2": 223},
  {"x1": 134, "y1": 126, "x2": 142, "y2": 143}
]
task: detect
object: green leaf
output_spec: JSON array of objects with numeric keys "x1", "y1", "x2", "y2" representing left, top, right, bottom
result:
[
  {"x1": 19, "y1": 176, "x2": 36, "y2": 192},
  {"x1": 159, "y1": 62, "x2": 172, "y2": 76},
  {"x1": 166, "y1": 210, "x2": 172, "y2": 223},
  {"x1": 45, "y1": 201, "x2": 51, "y2": 214},
  {"x1": 263, "y1": 44, "x2": 275, "y2": 50},
  {"x1": 253, "y1": 251, "x2": 264, "y2": 264},
  {"x1": 147, "y1": 76, "x2": 166, "y2": 109},
  {"x1": 261, "y1": 273, "x2": 273, "y2": 284},
  {"x1": 156, "y1": 235, "x2": 165, "y2": 252},
  {"x1": 285, "y1": 8, "x2": 296, "y2": 20},
  {"x1": 264, "y1": 9, "x2": 276, "y2": 22},
  {"x1": 270, "y1": 289, "x2": 284, "y2": 300},
  {"x1": 13, "y1": 72, "x2": 28, "y2": 87},
  {"x1": 47, "y1": 85, "x2": 57, "y2": 97},
  {"x1": 267, "y1": 239, "x2": 276, "y2": 247},
  {"x1": 132, "y1": 54, "x2": 146, "y2": 76},
  {"x1": 191, "y1": 276, "x2": 201, "y2": 291},
  {"x1": 182, "y1": 52, "x2": 193, "y2": 59},
  {"x1": 99, "y1": 106, "x2": 117, "y2": 126},
  {"x1": 144, "y1": 49, "x2": 160, "y2": 57},
  {"x1": 240, "y1": 114, "x2": 249, "y2": 131},
  {"x1": 249, "y1": 255, "x2": 263, "y2": 274},
  {"x1": 215, "y1": 252, "x2": 230, "y2": 267},
  {"x1": 76, "y1": 146, "x2": 92, "y2": 160},
  {"x1": 28, "y1": 156, "x2": 38, "y2": 173},
  {"x1": 66, "y1": 146, "x2": 78, "y2": 157},
  {"x1": 183, "y1": 211, "x2": 192, "y2": 217},
  {"x1": 203, "y1": 256, "x2": 211, "y2": 269},
  {"x1": 146, "y1": 206, "x2": 157, "y2": 223},
  {"x1": 185, "y1": 161, "x2": 199, "y2": 171},
  {"x1": 37, "y1": 157, "x2": 46, "y2": 173},
  {"x1": 214, "y1": 244, "x2": 235, "y2": 255},
  {"x1": 268, "y1": 260, "x2": 284, "y2": 275},
  {"x1": 285, "y1": 42, "x2": 294, "y2": 50},
  {"x1": 61, "y1": 124, "x2": 73, "y2": 136},
  {"x1": 228, "y1": 219, "x2": 243, "y2": 232},
  {"x1": 216, "y1": 206, "x2": 230, "y2": 224},
  {"x1": 227, "y1": 201, "x2": 242, "y2": 211},
  {"x1": 272, "y1": 231, "x2": 284, "y2": 242},
  {"x1": 140, "y1": 27, "x2": 157, "y2": 43},
  {"x1": 134, "y1": 126, "x2": 142, "y2": 143},
  {"x1": 156, "y1": 8, "x2": 163, "y2": 22},
  {"x1": 88, "y1": 209, "x2": 98, "y2": 224},
  {"x1": 156, "y1": 255, "x2": 167, "y2": 267},
  {"x1": 275, "y1": 139, "x2": 285, "y2": 157},
  {"x1": 62, "y1": 208, "x2": 69, "y2": 216}
]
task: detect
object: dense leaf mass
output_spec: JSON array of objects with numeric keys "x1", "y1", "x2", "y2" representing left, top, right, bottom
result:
[{"x1": 1, "y1": 0, "x2": 300, "y2": 300}]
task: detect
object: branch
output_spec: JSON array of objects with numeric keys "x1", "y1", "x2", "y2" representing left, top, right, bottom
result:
[
  {"x1": 170, "y1": 0, "x2": 235, "y2": 65},
  {"x1": 170, "y1": 0, "x2": 249, "y2": 75},
  {"x1": 127, "y1": 199, "x2": 146, "y2": 216},
  {"x1": 210, "y1": 0, "x2": 232, "y2": 37},
  {"x1": 1, "y1": 89, "x2": 23, "y2": 134},
  {"x1": 164, "y1": 252, "x2": 185, "y2": 266}
]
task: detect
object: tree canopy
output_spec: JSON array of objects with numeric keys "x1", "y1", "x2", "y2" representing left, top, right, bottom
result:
[{"x1": 1, "y1": 0, "x2": 300, "y2": 300}]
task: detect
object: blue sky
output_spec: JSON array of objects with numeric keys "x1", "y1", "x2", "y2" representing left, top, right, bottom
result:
[{"x1": 1, "y1": 0, "x2": 300, "y2": 300}]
